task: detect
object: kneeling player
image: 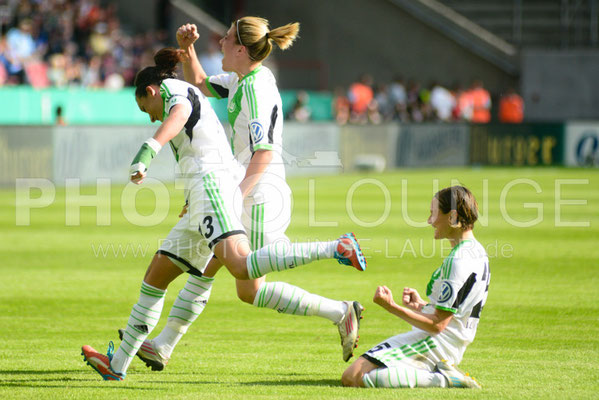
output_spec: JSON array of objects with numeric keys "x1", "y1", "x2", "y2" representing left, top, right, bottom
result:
[{"x1": 342, "y1": 186, "x2": 489, "y2": 389}]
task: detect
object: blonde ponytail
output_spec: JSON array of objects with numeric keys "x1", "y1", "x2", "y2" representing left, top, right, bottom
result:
[
  {"x1": 267, "y1": 23, "x2": 300, "y2": 50},
  {"x1": 235, "y1": 17, "x2": 300, "y2": 62}
]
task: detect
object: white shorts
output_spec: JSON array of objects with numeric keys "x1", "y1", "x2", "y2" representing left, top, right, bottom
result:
[
  {"x1": 242, "y1": 181, "x2": 292, "y2": 249},
  {"x1": 363, "y1": 330, "x2": 453, "y2": 371},
  {"x1": 158, "y1": 168, "x2": 246, "y2": 275}
]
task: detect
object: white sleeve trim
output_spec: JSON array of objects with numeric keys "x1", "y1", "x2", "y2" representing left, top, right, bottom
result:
[{"x1": 145, "y1": 137, "x2": 163, "y2": 153}]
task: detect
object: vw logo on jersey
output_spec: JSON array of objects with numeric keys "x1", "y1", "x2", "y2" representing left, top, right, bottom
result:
[
  {"x1": 438, "y1": 281, "x2": 453, "y2": 303},
  {"x1": 250, "y1": 121, "x2": 264, "y2": 142},
  {"x1": 228, "y1": 101, "x2": 236, "y2": 113}
]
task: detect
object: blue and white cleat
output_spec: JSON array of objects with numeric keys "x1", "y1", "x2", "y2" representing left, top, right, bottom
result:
[
  {"x1": 435, "y1": 360, "x2": 481, "y2": 389},
  {"x1": 334, "y1": 232, "x2": 367, "y2": 271},
  {"x1": 81, "y1": 341, "x2": 125, "y2": 381}
]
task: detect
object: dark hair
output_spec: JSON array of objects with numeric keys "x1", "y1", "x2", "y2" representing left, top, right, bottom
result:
[
  {"x1": 134, "y1": 48, "x2": 181, "y2": 98},
  {"x1": 435, "y1": 186, "x2": 479, "y2": 230}
]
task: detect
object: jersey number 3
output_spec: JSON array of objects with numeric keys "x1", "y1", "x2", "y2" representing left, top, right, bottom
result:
[{"x1": 200, "y1": 216, "x2": 214, "y2": 239}]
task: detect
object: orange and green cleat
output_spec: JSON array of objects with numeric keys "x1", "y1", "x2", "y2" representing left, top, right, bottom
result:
[
  {"x1": 81, "y1": 341, "x2": 125, "y2": 381},
  {"x1": 335, "y1": 233, "x2": 367, "y2": 271}
]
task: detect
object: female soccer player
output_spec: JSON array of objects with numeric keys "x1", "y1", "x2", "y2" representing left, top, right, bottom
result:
[
  {"x1": 129, "y1": 17, "x2": 365, "y2": 372},
  {"x1": 81, "y1": 48, "x2": 366, "y2": 381},
  {"x1": 342, "y1": 186, "x2": 489, "y2": 389}
]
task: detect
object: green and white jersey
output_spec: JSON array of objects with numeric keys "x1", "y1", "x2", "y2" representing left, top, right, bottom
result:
[
  {"x1": 422, "y1": 239, "x2": 490, "y2": 360},
  {"x1": 205, "y1": 67, "x2": 285, "y2": 195},
  {"x1": 159, "y1": 78, "x2": 238, "y2": 184}
]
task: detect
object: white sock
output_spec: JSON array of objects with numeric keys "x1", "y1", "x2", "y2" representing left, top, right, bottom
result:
[
  {"x1": 111, "y1": 282, "x2": 166, "y2": 374},
  {"x1": 153, "y1": 274, "x2": 214, "y2": 358},
  {"x1": 246, "y1": 240, "x2": 338, "y2": 279},
  {"x1": 363, "y1": 366, "x2": 447, "y2": 388},
  {"x1": 253, "y1": 282, "x2": 347, "y2": 323}
]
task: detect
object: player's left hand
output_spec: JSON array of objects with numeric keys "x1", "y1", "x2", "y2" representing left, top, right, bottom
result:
[
  {"x1": 179, "y1": 203, "x2": 188, "y2": 218},
  {"x1": 373, "y1": 285, "x2": 395, "y2": 309},
  {"x1": 402, "y1": 287, "x2": 424, "y2": 310}
]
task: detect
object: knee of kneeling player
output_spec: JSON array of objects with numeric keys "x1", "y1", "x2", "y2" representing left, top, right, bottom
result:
[{"x1": 341, "y1": 368, "x2": 363, "y2": 387}]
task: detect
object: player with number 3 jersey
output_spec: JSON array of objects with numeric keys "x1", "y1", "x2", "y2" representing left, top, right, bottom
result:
[
  {"x1": 126, "y1": 17, "x2": 365, "y2": 373},
  {"x1": 81, "y1": 46, "x2": 367, "y2": 381}
]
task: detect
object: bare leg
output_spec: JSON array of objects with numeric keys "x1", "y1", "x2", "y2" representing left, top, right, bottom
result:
[
  {"x1": 211, "y1": 234, "x2": 252, "y2": 279},
  {"x1": 202, "y1": 255, "x2": 227, "y2": 278},
  {"x1": 342, "y1": 356, "x2": 379, "y2": 387},
  {"x1": 236, "y1": 277, "x2": 265, "y2": 304},
  {"x1": 143, "y1": 253, "x2": 185, "y2": 289}
]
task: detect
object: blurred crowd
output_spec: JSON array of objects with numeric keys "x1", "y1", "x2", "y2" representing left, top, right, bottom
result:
[
  {"x1": 0, "y1": 1, "x2": 524, "y2": 124},
  {"x1": 0, "y1": 0, "x2": 168, "y2": 89},
  {"x1": 330, "y1": 74, "x2": 524, "y2": 125}
]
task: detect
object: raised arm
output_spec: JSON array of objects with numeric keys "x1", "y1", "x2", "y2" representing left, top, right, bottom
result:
[
  {"x1": 176, "y1": 24, "x2": 213, "y2": 97},
  {"x1": 373, "y1": 286, "x2": 453, "y2": 335}
]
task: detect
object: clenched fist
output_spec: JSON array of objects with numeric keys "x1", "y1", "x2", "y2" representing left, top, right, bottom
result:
[
  {"x1": 177, "y1": 23, "x2": 200, "y2": 48},
  {"x1": 373, "y1": 285, "x2": 395, "y2": 309}
]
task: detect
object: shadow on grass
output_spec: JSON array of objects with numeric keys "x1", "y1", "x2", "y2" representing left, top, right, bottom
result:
[
  {"x1": 134, "y1": 378, "x2": 340, "y2": 387},
  {"x1": 0, "y1": 369, "x2": 162, "y2": 390},
  {"x1": 0, "y1": 382, "x2": 160, "y2": 390},
  {"x1": 0, "y1": 370, "x2": 82, "y2": 375},
  {"x1": 241, "y1": 378, "x2": 340, "y2": 387}
]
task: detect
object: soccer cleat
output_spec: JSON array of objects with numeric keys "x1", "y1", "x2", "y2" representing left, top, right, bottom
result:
[
  {"x1": 118, "y1": 329, "x2": 169, "y2": 371},
  {"x1": 336, "y1": 301, "x2": 364, "y2": 362},
  {"x1": 81, "y1": 341, "x2": 125, "y2": 381},
  {"x1": 435, "y1": 360, "x2": 481, "y2": 389},
  {"x1": 334, "y1": 233, "x2": 367, "y2": 271}
]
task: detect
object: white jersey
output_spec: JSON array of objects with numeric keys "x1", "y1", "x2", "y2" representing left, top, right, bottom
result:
[
  {"x1": 422, "y1": 238, "x2": 490, "y2": 362},
  {"x1": 206, "y1": 67, "x2": 285, "y2": 196},
  {"x1": 159, "y1": 78, "x2": 238, "y2": 183},
  {"x1": 365, "y1": 238, "x2": 490, "y2": 369}
]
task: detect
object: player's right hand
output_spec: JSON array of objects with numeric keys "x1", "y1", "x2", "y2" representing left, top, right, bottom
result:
[
  {"x1": 129, "y1": 162, "x2": 147, "y2": 184},
  {"x1": 373, "y1": 285, "x2": 395, "y2": 309},
  {"x1": 177, "y1": 23, "x2": 200, "y2": 48},
  {"x1": 130, "y1": 171, "x2": 146, "y2": 185}
]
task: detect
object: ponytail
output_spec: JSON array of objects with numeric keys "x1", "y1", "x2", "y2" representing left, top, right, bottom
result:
[
  {"x1": 235, "y1": 17, "x2": 299, "y2": 62},
  {"x1": 134, "y1": 48, "x2": 182, "y2": 97},
  {"x1": 267, "y1": 23, "x2": 300, "y2": 50}
]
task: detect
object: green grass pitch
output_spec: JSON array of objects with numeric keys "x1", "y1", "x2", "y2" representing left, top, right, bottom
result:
[{"x1": 1, "y1": 167, "x2": 598, "y2": 399}]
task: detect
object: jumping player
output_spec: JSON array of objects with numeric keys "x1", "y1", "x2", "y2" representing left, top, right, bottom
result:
[
  {"x1": 127, "y1": 17, "x2": 365, "y2": 372},
  {"x1": 81, "y1": 48, "x2": 366, "y2": 381}
]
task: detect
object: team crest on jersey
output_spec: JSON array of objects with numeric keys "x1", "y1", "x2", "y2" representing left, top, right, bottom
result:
[
  {"x1": 250, "y1": 121, "x2": 264, "y2": 142},
  {"x1": 228, "y1": 101, "x2": 236, "y2": 113},
  {"x1": 438, "y1": 281, "x2": 453, "y2": 303}
]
